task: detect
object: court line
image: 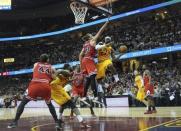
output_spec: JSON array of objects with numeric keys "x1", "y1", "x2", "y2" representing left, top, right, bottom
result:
[
  {"x1": 165, "y1": 119, "x2": 181, "y2": 127},
  {"x1": 31, "y1": 117, "x2": 181, "y2": 131},
  {"x1": 30, "y1": 118, "x2": 131, "y2": 130},
  {"x1": 31, "y1": 123, "x2": 54, "y2": 131},
  {"x1": 139, "y1": 118, "x2": 181, "y2": 131}
]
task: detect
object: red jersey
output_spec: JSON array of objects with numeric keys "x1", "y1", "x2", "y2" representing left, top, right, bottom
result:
[
  {"x1": 83, "y1": 41, "x2": 96, "y2": 59},
  {"x1": 32, "y1": 62, "x2": 52, "y2": 83},
  {"x1": 144, "y1": 76, "x2": 154, "y2": 95},
  {"x1": 144, "y1": 76, "x2": 150, "y2": 86},
  {"x1": 72, "y1": 72, "x2": 84, "y2": 87}
]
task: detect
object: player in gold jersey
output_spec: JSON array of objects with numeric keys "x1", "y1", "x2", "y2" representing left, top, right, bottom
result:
[
  {"x1": 50, "y1": 69, "x2": 90, "y2": 128},
  {"x1": 134, "y1": 70, "x2": 148, "y2": 108},
  {"x1": 96, "y1": 36, "x2": 119, "y2": 82}
]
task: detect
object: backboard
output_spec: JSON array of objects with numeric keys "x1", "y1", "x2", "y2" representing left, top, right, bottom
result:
[{"x1": 75, "y1": 0, "x2": 118, "y2": 15}]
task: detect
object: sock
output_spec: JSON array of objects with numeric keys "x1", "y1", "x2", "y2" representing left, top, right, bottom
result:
[
  {"x1": 76, "y1": 115, "x2": 83, "y2": 122},
  {"x1": 113, "y1": 74, "x2": 119, "y2": 82}
]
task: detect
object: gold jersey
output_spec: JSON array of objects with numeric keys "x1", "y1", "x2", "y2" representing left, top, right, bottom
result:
[
  {"x1": 50, "y1": 77, "x2": 71, "y2": 106},
  {"x1": 135, "y1": 75, "x2": 144, "y2": 89},
  {"x1": 135, "y1": 75, "x2": 145, "y2": 101},
  {"x1": 97, "y1": 46, "x2": 112, "y2": 62}
]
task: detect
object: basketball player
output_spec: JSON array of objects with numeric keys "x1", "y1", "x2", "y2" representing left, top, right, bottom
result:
[
  {"x1": 134, "y1": 70, "x2": 148, "y2": 108},
  {"x1": 50, "y1": 69, "x2": 91, "y2": 128},
  {"x1": 96, "y1": 36, "x2": 119, "y2": 82},
  {"x1": 61, "y1": 64, "x2": 95, "y2": 117},
  {"x1": 71, "y1": 65, "x2": 95, "y2": 116},
  {"x1": 143, "y1": 66, "x2": 157, "y2": 114},
  {"x1": 7, "y1": 54, "x2": 61, "y2": 129},
  {"x1": 79, "y1": 21, "x2": 109, "y2": 98}
]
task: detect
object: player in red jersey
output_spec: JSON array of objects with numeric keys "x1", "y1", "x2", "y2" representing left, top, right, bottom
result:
[
  {"x1": 8, "y1": 54, "x2": 62, "y2": 129},
  {"x1": 79, "y1": 21, "x2": 109, "y2": 98},
  {"x1": 71, "y1": 65, "x2": 95, "y2": 116},
  {"x1": 72, "y1": 65, "x2": 85, "y2": 98},
  {"x1": 143, "y1": 66, "x2": 157, "y2": 114}
]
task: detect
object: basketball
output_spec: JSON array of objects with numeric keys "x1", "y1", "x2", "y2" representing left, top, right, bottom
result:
[{"x1": 119, "y1": 45, "x2": 127, "y2": 53}]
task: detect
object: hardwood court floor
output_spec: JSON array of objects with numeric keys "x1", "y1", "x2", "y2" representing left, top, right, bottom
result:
[{"x1": 0, "y1": 107, "x2": 181, "y2": 131}]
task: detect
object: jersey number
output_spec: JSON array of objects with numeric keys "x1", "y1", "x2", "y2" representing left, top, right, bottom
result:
[
  {"x1": 84, "y1": 46, "x2": 90, "y2": 54},
  {"x1": 38, "y1": 66, "x2": 50, "y2": 74}
]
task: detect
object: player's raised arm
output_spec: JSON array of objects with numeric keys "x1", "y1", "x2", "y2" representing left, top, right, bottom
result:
[
  {"x1": 79, "y1": 49, "x2": 84, "y2": 67},
  {"x1": 92, "y1": 21, "x2": 109, "y2": 44}
]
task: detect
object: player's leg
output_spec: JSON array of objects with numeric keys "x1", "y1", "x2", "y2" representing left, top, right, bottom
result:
[
  {"x1": 51, "y1": 89, "x2": 70, "y2": 125},
  {"x1": 101, "y1": 86, "x2": 107, "y2": 107},
  {"x1": 97, "y1": 92, "x2": 102, "y2": 107},
  {"x1": 44, "y1": 85, "x2": 62, "y2": 129},
  {"x1": 144, "y1": 96, "x2": 152, "y2": 114},
  {"x1": 142, "y1": 99, "x2": 148, "y2": 106},
  {"x1": 97, "y1": 79, "x2": 106, "y2": 107},
  {"x1": 107, "y1": 63, "x2": 119, "y2": 82},
  {"x1": 84, "y1": 59, "x2": 98, "y2": 97},
  {"x1": 66, "y1": 100, "x2": 91, "y2": 128},
  {"x1": 7, "y1": 83, "x2": 36, "y2": 128},
  {"x1": 150, "y1": 96, "x2": 157, "y2": 113},
  {"x1": 45, "y1": 99, "x2": 62, "y2": 129},
  {"x1": 46, "y1": 100, "x2": 59, "y2": 122},
  {"x1": 97, "y1": 79, "x2": 107, "y2": 107},
  {"x1": 70, "y1": 95, "x2": 79, "y2": 118},
  {"x1": 86, "y1": 97, "x2": 95, "y2": 116},
  {"x1": 83, "y1": 77, "x2": 91, "y2": 97},
  {"x1": 59, "y1": 105, "x2": 66, "y2": 122},
  {"x1": 7, "y1": 96, "x2": 30, "y2": 128},
  {"x1": 73, "y1": 92, "x2": 95, "y2": 116},
  {"x1": 90, "y1": 74, "x2": 98, "y2": 97}
]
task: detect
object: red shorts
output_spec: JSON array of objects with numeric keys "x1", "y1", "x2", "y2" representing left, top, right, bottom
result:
[
  {"x1": 72, "y1": 86, "x2": 84, "y2": 97},
  {"x1": 81, "y1": 58, "x2": 97, "y2": 76},
  {"x1": 145, "y1": 84, "x2": 154, "y2": 95},
  {"x1": 26, "y1": 81, "x2": 51, "y2": 101}
]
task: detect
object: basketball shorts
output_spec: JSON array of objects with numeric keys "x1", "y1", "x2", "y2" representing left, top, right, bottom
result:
[
  {"x1": 26, "y1": 81, "x2": 51, "y2": 101},
  {"x1": 96, "y1": 59, "x2": 112, "y2": 79},
  {"x1": 136, "y1": 87, "x2": 146, "y2": 101},
  {"x1": 81, "y1": 58, "x2": 97, "y2": 76},
  {"x1": 72, "y1": 85, "x2": 84, "y2": 97}
]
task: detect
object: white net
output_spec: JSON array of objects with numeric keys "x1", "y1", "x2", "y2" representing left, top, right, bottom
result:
[{"x1": 70, "y1": 1, "x2": 88, "y2": 24}]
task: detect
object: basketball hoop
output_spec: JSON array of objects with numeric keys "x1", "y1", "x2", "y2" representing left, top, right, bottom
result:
[{"x1": 70, "y1": 1, "x2": 88, "y2": 24}]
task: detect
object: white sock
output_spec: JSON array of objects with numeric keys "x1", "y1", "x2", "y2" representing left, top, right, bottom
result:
[
  {"x1": 76, "y1": 115, "x2": 83, "y2": 122},
  {"x1": 113, "y1": 74, "x2": 119, "y2": 82}
]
